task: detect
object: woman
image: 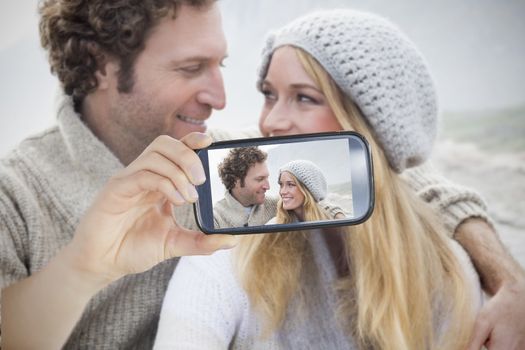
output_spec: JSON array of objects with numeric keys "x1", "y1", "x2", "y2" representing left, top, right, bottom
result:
[
  {"x1": 154, "y1": 9, "x2": 482, "y2": 349},
  {"x1": 267, "y1": 159, "x2": 342, "y2": 225}
]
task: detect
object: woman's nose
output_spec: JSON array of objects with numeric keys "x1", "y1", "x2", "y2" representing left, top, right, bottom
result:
[{"x1": 259, "y1": 103, "x2": 293, "y2": 136}]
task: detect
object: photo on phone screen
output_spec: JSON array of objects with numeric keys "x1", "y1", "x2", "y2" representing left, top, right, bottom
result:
[{"x1": 194, "y1": 132, "x2": 374, "y2": 234}]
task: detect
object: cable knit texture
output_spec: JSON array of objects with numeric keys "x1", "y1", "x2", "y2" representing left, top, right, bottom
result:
[
  {"x1": 1, "y1": 95, "x2": 488, "y2": 347},
  {"x1": 257, "y1": 9, "x2": 438, "y2": 172},
  {"x1": 279, "y1": 160, "x2": 327, "y2": 201}
]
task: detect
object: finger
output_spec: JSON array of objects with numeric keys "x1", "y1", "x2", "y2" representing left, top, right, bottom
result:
[
  {"x1": 121, "y1": 151, "x2": 198, "y2": 202},
  {"x1": 164, "y1": 228, "x2": 239, "y2": 258},
  {"x1": 103, "y1": 170, "x2": 187, "y2": 211},
  {"x1": 467, "y1": 313, "x2": 492, "y2": 350},
  {"x1": 135, "y1": 134, "x2": 209, "y2": 185}
]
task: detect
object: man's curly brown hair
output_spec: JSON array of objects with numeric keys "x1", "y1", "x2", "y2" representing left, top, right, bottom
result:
[
  {"x1": 39, "y1": 0, "x2": 214, "y2": 108},
  {"x1": 218, "y1": 147, "x2": 268, "y2": 191}
]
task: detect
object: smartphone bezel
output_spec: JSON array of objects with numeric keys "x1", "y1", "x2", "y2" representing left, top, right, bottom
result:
[{"x1": 193, "y1": 131, "x2": 374, "y2": 234}]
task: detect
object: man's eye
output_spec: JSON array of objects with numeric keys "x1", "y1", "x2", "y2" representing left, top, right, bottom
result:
[{"x1": 180, "y1": 64, "x2": 203, "y2": 74}]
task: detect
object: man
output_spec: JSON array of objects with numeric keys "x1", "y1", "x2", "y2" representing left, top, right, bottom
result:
[
  {"x1": 214, "y1": 147, "x2": 275, "y2": 228},
  {"x1": 0, "y1": 0, "x2": 523, "y2": 349},
  {"x1": 1, "y1": 1, "x2": 236, "y2": 349}
]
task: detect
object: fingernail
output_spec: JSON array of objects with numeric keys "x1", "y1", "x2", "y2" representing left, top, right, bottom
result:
[
  {"x1": 187, "y1": 184, "x2": 199, "y2": 201},
  {"x1": 173, "y1": 190, "x2": 184, "y2": 204},
  {"x1": 191, "y1": 164, "x2": 206, "y2": 185}
]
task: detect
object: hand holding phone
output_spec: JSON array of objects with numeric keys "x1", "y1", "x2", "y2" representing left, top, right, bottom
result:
[{"x1": 194, "y1": 132, "x2": 374, "y2": 234}]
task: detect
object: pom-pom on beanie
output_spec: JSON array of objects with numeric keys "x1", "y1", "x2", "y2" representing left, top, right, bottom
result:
[
  {"x1": 257, "y1": 9, "x2": 438, "y2": 172},
  {"x1": 279, "y1": 160, "x2": 327, "y2": 202}
]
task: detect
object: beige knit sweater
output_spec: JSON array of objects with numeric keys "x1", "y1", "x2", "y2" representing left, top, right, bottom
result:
[
  {"x1": 0, "y1": 95, "x2": 488, "y2": 348},
  {"x1": 214, "y1": 191, "x2": 279, "y2": 228}
]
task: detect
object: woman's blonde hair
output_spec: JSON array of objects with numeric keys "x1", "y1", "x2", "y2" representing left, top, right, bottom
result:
[{"x1": 236, "y1": 47, "x2": 475, "y2": 349}]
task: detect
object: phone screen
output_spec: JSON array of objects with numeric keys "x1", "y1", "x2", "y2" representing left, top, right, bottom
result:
[{"x1": 194, "y1": 132, "x2": 374, "y2": 234}]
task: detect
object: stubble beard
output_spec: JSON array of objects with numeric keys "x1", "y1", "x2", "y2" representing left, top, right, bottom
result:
[{"x1": 110, "y1": 91, "x2": 165, "y2": 165}]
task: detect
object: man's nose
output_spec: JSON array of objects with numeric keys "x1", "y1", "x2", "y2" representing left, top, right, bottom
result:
[{"x1": 197, "y1": 66, "x2": 226, "y2": 110}]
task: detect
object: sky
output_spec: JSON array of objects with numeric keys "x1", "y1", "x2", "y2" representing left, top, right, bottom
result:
[{"x1": 1, "y1": 0, "x2": 524, "y2": 155}]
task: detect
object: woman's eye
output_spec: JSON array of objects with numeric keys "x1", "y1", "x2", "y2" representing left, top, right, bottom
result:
[
  {"x1": 261, "y1": 89, "x2": 276, "y2": 100},
  {"x1": 297, "y1": 94, "x2": 316, "y2": 103}
]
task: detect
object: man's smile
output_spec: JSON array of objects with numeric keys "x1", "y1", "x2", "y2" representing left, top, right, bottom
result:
[{"x1": 176, "y1": 114, "x2": 206, "y2": 125}]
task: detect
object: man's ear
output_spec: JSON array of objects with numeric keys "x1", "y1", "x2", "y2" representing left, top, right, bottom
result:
[
  {"x1": 95, "y1": 58, "x2": 119, "y2": 91},
  {"x1": 233, "y1": 178, "x2": 242, "y2": 191}
]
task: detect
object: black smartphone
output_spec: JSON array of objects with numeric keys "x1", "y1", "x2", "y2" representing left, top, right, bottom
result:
[{"x1": 193, "y1": 131, "x2": 374, "y2": 234}]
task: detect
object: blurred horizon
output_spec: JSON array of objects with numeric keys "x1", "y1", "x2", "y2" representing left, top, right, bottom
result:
[{"x1": 440, "y1": 104, "x2": 525, "y2": 154}]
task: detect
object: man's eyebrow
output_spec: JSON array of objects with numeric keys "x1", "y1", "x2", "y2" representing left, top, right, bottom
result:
[{"x1": 169, "y1": 54, "x2": 229, "y2": 65}]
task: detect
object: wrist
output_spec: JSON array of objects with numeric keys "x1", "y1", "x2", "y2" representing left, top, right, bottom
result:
[
  {"x1": 499, "y1": 267, "x2": 525, "y2": 290},
  {"x1": 53, "y1": 244, "x2": 114, "y2": 297}
]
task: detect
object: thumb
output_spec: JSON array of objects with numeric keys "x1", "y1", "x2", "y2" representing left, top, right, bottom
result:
[
  {"x1": 467, "y1": 310, "x2": 492, "y2": 350},
  {"x1": 165, "y1": 227, "x2": 240, "y2": 258},
  {"x1": 180, "y1": 132, "x2": 213, "y2": 150},
  {"x1": 195, "y1": 233, "x2": 240, "y2": 253}
]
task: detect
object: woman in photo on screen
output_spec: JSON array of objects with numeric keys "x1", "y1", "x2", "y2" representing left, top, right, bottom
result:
[{"x1": 266, "y1": 159, "x2": 346, "y2": 225}]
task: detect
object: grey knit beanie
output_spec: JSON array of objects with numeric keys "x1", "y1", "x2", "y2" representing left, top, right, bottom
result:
[
  {"x1": 257, "y1": 9, "x2": 438, "y2": 172},
  {"x1": 279, "y1": 160, "x2": 327, "y2": 202}
]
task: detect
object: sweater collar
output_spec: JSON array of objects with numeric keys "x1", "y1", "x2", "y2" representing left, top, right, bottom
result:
[
  {"x1": 222, "y1": 190, "x2": 254, "y2": 227},
  {"x1": 57, "y1": 95, "x2": 124, "y2": 183},
  {"x1": 43, "y1": 95, "x2": 124, "y2": 223}
]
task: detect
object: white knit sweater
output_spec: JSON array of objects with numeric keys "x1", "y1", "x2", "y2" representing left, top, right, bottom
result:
[{"x1": 154, "y1": 231, "x2": 482, "y2": 349}]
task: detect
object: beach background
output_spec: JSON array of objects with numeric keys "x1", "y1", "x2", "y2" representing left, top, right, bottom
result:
[
  {"x1": 435, "y1": 107, "x2": 525, "y2": 267},
  {"x1": 1, "y1": 1, "x2": 523, "y2": 267}
]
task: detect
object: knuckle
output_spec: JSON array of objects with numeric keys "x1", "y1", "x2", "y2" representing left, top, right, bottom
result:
[
  {"x1": 158, "y1": 177, "x2": 173, "y2": 190},
  {"x1": 155, "y1": 134, "x2": 174, "y2": 144}
]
